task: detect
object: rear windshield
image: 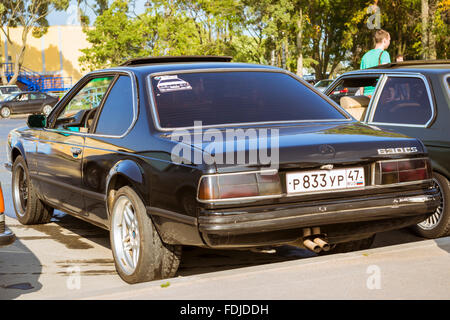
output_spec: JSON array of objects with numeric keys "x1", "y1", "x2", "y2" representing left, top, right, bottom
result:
[{"x1": 150, "y1": 71, "x2": 346, "y2": 128}]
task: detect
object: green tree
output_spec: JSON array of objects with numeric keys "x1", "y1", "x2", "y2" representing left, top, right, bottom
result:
[
  {"x1": 80, "y1": 0, "x2": 245, "y2": 70},
  {"x1": 79, "y1": 0, "x2": 152, "y2": 70}
]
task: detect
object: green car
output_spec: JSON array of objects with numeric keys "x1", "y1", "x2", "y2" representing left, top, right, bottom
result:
[{"x1": 325, "y1": 60, "x2": 450, "y2": 239}]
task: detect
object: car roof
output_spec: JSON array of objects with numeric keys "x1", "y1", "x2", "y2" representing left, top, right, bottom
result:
[
  {"x1": 342, "y1": 60, "x2": 450, "y2": 76},
  {"x1": 96, "y1": 56, "x2": 282, "y2": 76},
  {"x1": 120, "y1": 55, "x2": 234, "y2": 66},
  {"x1": 12, "y1": 91, "x2": 45, "y2": 94}
]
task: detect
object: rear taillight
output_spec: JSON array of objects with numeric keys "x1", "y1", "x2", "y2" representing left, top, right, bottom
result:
[
  {"x1": 198, "y1": 170, "x2": 282, "y2": 202},
  {"x1": 375, "y1": 158, "x2": 431, "y2": 185}
]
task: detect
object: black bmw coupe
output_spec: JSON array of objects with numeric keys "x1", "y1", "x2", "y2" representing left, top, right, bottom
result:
[{"x1": 6, "y1": 56, "x2": 440, "y2": 283}]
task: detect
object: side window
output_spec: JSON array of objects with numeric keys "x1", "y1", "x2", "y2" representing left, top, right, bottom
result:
[
  {"x1": 327, "y1": 76, "x2": 380, "y2": 121},
  {"x1": 94, "y1": 75, "x2": 134, "y2": 136},
  {"x1": 17, "y1": 93, "x2": 29, "y2": 101},
  {"x1": 54, "y1": 76, "x2": 114, "y2": 131},
  {"x1": 372, "y1": 77, "x2": 432, "y2": 125}
]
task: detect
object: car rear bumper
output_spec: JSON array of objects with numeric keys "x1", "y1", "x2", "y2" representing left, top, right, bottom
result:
[{"x1": 198, "y1": 187, "x2": 440, "y2": 248}]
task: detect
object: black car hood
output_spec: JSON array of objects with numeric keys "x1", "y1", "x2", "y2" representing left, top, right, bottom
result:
[{"x1": 163, "y1": 121, "x2": 425, "y2": 172}]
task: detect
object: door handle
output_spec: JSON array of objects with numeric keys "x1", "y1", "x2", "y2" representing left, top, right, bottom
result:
[{"x1": 71, "y1": 147, "x2": 82, "y2": 156}]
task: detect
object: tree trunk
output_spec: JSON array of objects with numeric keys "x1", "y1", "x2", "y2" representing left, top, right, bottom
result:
[
  {"x1": 8, "y1": 27, "x2": 29, "y2": 85},
  {"x1": 296, "y1": 9, "x2": 303, "y2": 77},
  {"x1": 428, "y1": 0, "x2": 437, "y2": 59},
  {"x1": 0, "y1": 64, "x2": 7, "y2": 85},
  {"x1": 421, "y1": 0, "x2": 429, "y2": 59}
]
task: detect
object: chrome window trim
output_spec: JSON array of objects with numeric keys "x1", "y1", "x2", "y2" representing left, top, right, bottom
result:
[
  {"x1": 444, "y1": 73, "x2": 450, "y2": 100},
  {"x1": 146, "y1": 68, "x2": 352, "y2": 132},
  {"x1": 44, "y1": 69, "x2": 138, "y2": 139},
  {"x1": 367, "y1": 73, "x2": 436, "y2": 128},
  {"x1": 362, "y1": 74, "x2": 388, "y2": 123}
]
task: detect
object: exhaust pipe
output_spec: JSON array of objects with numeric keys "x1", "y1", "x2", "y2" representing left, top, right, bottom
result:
[
  {"x1": 301, "y1": 227, "x2": 330, "y2": 253},
  {"x1": 303, "y1": 239, "x2": 322, "y2": 253},
  {"x1": 313, "y1": 238, "x2": 330, "y2": 252}
]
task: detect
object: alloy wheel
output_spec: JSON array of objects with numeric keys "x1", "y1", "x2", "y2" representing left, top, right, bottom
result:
[
  {"x1": 43, "y1": 105, "x2": 52, "y2": 116},
  {"x1": 112, "y1": 196, "x2": 141, "y2": 275},
  {"x1": 13, "y1": 164, "x2": 28, "y2": 217},
  {"x1": 1, "y1": 107, "x2": 11, "y2": 118}
]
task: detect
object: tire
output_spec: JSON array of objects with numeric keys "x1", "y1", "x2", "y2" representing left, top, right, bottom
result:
[
  {"x1": 319, "y1": 235, "x2": 376, "y2": 255},
  {"x1": 1, "y1": 106, "x2": 11, "y2": 118},
  {"x1": 42, "y1": 104, "x2": 53, "y2": 116},
  {"x1": 110, "y1": 186, "x2": 182, "y2": 284},
  {"x1": 412, "y1": 172, "x2": 450, "y2": 238},
  {"x1": 12, "y1": 156, "x2": 53, "y2": 225}
]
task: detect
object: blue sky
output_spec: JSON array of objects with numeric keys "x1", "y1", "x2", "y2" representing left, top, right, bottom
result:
[{"x1": 47, "y1": 0, "x2": 147, "y2": 25}]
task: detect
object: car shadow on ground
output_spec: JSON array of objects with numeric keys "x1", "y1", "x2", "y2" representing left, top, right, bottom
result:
[
  {"x1": 12, "y1": 210, "x2": 436, "y2": 284},
  {"x1": 0, "y1": 238, "x2": 43, "y2": 300},
  {"x1": 49, "y1": 212, "x2": 318, "y2": 277}
]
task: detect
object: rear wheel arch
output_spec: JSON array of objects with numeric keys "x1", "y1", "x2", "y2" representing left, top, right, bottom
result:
[
  {"x1": 430, "y1": 163, "x2": 450, "y2": 183},
  {"x1": 11, "y1": 146, "x2": 26, "y2": 166},
  {"x1": 105, "y1": 160, "x2": 147, "y2": 218}
]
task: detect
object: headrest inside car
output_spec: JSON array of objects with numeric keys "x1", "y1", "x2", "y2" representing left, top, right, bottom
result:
[{"x1": 340, "y1": 96, "x2": 371, "y2": 121}]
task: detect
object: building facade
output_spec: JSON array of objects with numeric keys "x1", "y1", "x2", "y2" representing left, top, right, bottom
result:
[{"x1": 0, "y1": 26, "x2": 91, "y2": 83}]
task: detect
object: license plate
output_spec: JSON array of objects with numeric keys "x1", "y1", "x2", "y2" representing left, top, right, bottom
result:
[{"x1": 286, "y1": 167, "x2": 365, "y2": 194}]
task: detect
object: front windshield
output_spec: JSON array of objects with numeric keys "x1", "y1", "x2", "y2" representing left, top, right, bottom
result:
[{"x1": 151, "y1": 71, "x2": 347, "y2": 128}]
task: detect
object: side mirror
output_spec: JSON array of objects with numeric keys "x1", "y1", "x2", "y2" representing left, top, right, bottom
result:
[{"x1": 27, "y1": 114, "x2": 47, "y2": 128}]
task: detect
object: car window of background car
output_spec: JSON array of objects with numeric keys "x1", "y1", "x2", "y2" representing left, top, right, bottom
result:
[
  {"x1": 0, "y1": 86, "x2": 19, "y2": 94},
  {"x1": 4, "y1": 94, "x2": 16, "y2": 101},
  {"x1": 151, "y1": 71, "x2": 346, "y2": 128},
  {"x1": 94, "y1": 75, "x2": 134, "y2": 136},
  {"x1": 54, "y1": 76, "x2": 114, "y2": 129},
  {"x1": 372, "y1": 77, "x2": 432, "y2": 125},
  {"x1": 328, "y1": 77, "x2": 380, "y2": 103},
  {"x1": 324, "y1": 76, "x2": 380, "y2": 121},
  {"x1": 17, "y1": 93, "x2": 29, "y2": 101}
]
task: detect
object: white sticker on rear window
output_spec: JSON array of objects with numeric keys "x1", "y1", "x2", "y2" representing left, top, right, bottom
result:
[{"x1": 156, "y1": 75, "x2": 192, "y2": 93}]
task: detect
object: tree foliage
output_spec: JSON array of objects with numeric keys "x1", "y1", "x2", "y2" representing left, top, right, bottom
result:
[{"x1": 80, "y1": 0, "x2": 450, "y2": 77}]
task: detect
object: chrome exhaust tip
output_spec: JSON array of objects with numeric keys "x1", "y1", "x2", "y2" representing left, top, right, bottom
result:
[{"x1": 303, "y1": 239, "x2": 322, "y2": 253}]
